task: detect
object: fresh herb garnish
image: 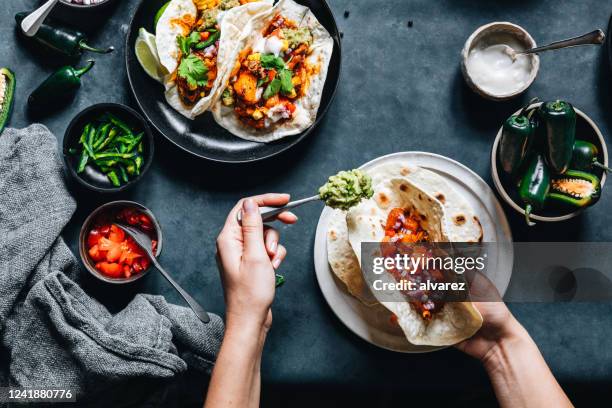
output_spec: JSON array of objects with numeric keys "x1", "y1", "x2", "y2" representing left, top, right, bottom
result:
[
  {"x1": 278, "y1": 69, "x2": 294, "y2": 94},
  {"x1": 261, "y1": 53, "x2": 286, "y2": 70},
  {"x1": 177, "y1": 31, "x2": 202, "y2": 56},
  {"x1": 178, "y1": 55, "x2": 209, "y2": 88},
  {"x1": 263, "y1": 77, "x2": 281, "y2": 99},
  {"x1": 256, "y1": 77, "x2": 269, "y2": 88}
]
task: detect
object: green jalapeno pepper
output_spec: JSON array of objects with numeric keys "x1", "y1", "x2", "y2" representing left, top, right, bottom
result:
[
  {"x1": 15, "y1": 12, "x2": 114, "y2": 58},
  {"x1": 499, "y1": 112, "x2": 534, "y2": 177},
  {"x1": 538, "y1": 100, "x2": 576, "y2": 174},
  {"x1": 548, "y1": 170, "x2": 600, "y2": 208},
  {"x1": 518, "y1": 154, "x2": 550, "y2": 226},
  {"x1": 0, "y1": 68, "x2": 16, "y2": 135},
  {"x1": 570, "y1": 140, "x2": 612, "y2": 173},
  {"x1": 28, "y1": 60, "x2": 95, "y2": 110}
]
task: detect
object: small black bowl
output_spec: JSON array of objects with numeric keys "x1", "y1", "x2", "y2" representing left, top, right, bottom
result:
[
  {"x1": 79, "y1": 200, "x2": 163, "y2": 284},
  {"x1": 63, "y1": 103, "x2": 154, "y2": 193}
]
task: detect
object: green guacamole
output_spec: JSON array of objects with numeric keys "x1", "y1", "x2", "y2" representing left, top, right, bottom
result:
[
  {"x1": 219, "y1": 0, "x2": 241, "y2": 10},
  {"x1": 319, "y1": 169, "x2": 373, "y2": 211},
  {"x1": 281, "y1": 27, "x2": 313, "y2": 49}
]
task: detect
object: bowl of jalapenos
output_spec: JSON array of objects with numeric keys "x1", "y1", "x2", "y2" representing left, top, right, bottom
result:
[
  {"x1": 491, "y1": 99, "x2": 608, "y2": 225},
  {"x1": 63, "y1": 103, "x2": 154, "y2": 193}
]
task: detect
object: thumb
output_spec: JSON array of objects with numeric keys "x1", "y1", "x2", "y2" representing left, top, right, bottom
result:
[{"x1": 241, "y1": 198, "x2": 267, "y2": 261}]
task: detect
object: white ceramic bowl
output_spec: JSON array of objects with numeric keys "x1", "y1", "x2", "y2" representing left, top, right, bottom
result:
[
  {"x1": 461, "y1": 22, "x2": 540, "y2": 100},
  {"x1": 491, "y1": 102, "x2": 608, "y2": 222}
]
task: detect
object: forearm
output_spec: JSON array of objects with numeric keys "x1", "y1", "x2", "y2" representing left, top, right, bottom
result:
[
  {"x1": 483, "y1": 321, "x2": 573, "y2": 408},
  {"x1": 204, "y1": 320, "x2": 267, "y2": 408}
]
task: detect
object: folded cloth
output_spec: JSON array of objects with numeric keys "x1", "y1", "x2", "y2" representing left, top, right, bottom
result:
[{"x1": 0, "y1": 125, "x2": 224, "y2": 406}]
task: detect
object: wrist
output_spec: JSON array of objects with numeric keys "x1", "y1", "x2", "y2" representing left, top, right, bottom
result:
[
  {"x1": 225, "y1": 311, "x2": 270, "y2": 343},
  {"x1": 482, "y1": 318, "x2": 532, "y2": 374}
]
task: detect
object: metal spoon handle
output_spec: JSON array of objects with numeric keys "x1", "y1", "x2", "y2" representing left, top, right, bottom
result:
[
  {"x1": 21, "y1": 0, "x2": 59, "y2": 37},
  {"x1": 519, "y1": 29, "x2": 605, "y2": 56},
  {"x1": 237, "y1": 195, "x2": 320, "y2": 223},
  {"x1": 151, "y1": 257, "x2": 211, "y2": 323}
]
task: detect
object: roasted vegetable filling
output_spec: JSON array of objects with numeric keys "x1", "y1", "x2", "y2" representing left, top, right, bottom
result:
[
  {"x1": 381, "y1": 208, "x2": 444, "y2": 321},
  {"x1": 223, "y1": 14, "x2": 314, "y2": 129}
]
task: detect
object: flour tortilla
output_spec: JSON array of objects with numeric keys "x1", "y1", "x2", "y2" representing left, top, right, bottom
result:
[
  {"x1": 156, "y1": 0, "x2": 274, "y2": 119},
  {"x1": 211, "y1": 0, "x2": 334, "y2": 142},
  {"x1": 326, "y1": 164, "x2": 483, "y2": 346}
]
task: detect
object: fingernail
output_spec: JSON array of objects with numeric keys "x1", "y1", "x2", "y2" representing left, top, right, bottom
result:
[
  {"x1": 243, "y1": 199, "x2": 257, "y2": 214},
  {"x1": 269, "y1": 240, "x2": 278, "y2": 253},
  {"x1": 272, "y1": 257, "x2": 281, "y2": 269}
]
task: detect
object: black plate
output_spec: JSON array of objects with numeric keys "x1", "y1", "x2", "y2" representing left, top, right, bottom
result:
[{"x1": 125, "y1": 0, "x2": 342, "y2": 163}]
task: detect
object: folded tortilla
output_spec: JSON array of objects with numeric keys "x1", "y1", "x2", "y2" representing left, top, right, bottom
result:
[
  {"x1": 156, "y1": 0, "x2": 274, "y2": 119},
  {"x1": 326, "y1": 162, "x2": 484, "y2": 346},
  {"x1": 211, "y1": 0, "x2": 334, "y2": 142}
]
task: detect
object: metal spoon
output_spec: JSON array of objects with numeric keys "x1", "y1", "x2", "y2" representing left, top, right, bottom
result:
[
  {"x1": 116, "y1": 223, "x2": 211, "y2": 324},
  {"x1": 237, "y1": 195, "x2": 320, "y2": 223},
  {"x1": 504, "y1": 29, "x2": 605, "y2": 61},
  {"x1": 20, "y1": 0, "x2": 59, "y2": 37}
]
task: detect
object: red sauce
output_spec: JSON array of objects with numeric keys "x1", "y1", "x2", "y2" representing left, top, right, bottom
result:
[{"x1": 87, "y1": 208, "x2": 157, "y2": 279}]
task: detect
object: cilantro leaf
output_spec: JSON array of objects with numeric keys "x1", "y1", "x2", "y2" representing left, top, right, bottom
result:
[
  {"x1": 178, "y1": 55, "x2": 209, "y2": 88},
  {"x1": 260, "y1": 54, "x2": 286, "y2": 70},
  {"x1": 278, "y1": 69, "x2": 294, "y2": 94},
  {"x1": 263, "y1": 78, "x2": 281, "y2": 99},
  {"x1": 177, "y1": 32, "x2": 202, "y2": 56}
]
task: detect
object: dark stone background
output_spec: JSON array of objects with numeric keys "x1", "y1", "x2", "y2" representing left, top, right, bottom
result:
[{"x1": 3, "y1": 0, "x2": 612, "y2": 405}]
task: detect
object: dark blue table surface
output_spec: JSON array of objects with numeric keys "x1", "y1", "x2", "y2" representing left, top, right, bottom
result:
[{"x1": 4, "y1": 0, "x2": 612, "y2": 390}]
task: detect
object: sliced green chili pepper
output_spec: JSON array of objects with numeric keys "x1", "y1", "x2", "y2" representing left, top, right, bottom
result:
[
  {"x1": 570, "y1": 140, "x2": 612, "y2": 173},
  {"x1": 106, "y1": 113, "x2": 133, "y2": 136},
  {"x1": 538, "y1": 100, "x2": 576, "y2": 174},
  {"x1": 15, "y1": 12, "x2": 114, "y2": 58},
  {"x1": 93, "y1": 123, "x2": 111, "y2": 148},
  {"x1": 107, "y1": 170, "x2": 120, "y2": 187},
  {"x1": 95, "y1": 127, "x2": 118, "y2": 151},
  {"x1": 28, "y1": 60, "x2": 95, "y2": 110},
  {"x1": 275, "y1": 274, "x2": 285, "y2": 287},
  {"x1": 518, "y1": 154, "x2": 550, "y2": 226},
  {"x1": 0, "y1": 68, "x2": 16, "y2": 135},
  {"x1": 548, "y1": 170, "x2": 600, "y2": 208},
  {"x1": 195, "y1": 31, "x2": 220, "y2": 50},
  {"x1": 76, "y1": 150, "x2": 89, "y2": 173}
]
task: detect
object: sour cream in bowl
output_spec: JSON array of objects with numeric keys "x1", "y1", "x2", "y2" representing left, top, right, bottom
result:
[{"x1": 461, "y1": 22, "x2": 539, "y2": 100}]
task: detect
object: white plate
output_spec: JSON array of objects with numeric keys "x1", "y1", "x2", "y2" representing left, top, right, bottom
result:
[{"x1": 313, "y1": 152, "x2": 514, "y2": 353}]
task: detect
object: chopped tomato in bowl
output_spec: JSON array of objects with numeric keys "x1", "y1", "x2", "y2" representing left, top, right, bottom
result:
[{"x1": 79, "y1": 201, "x2": 162, "y2": 283}]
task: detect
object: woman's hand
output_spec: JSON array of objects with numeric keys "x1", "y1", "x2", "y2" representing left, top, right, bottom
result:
[
  {"x1": 206, "y1": 194, "x2": 297, "y2": 408},
  {"x1": 216, "y1": 194, "x2": 297, "y2": 333},
  {"x1": 455, "y1": 271, "x2": 523, "y2": 364},
  {"x1": 456, "y1": 272, "x2": 573, "y2": 408}
]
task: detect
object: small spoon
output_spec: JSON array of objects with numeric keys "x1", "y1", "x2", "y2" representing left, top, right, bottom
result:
[
  {"x1": 504, "y1": 29, "x2": 605, "y2": 61},
  {"x1": 116, "y1": 223, "x2": 211, "y2": 324},
  {"x1": 20, "y1": 0, "x2": 59, "y2": 37},
  {"x1": 237, "y1": 195, "x2": 320, "y2": 223}
]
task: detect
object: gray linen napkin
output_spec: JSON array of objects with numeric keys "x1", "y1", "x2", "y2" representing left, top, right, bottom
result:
[{"x1": 0, "y1": 125, "x2": 224, "y2": 406}]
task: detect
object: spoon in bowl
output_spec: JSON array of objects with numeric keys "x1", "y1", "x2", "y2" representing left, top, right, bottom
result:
[
  {"x1": 503, "y1": 29, "x2": 605, "y2": 61},
  {"x1": 116, "y1": 223, "x2": 211, "y2": 323}
]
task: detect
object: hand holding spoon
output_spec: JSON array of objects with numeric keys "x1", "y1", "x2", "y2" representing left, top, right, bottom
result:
[
  {"x1": 504, "y1": 29, "x2": 605, "y2": 61},
  {"x1": 237, "y1": 169, "x2": 374, "y2": 222}
]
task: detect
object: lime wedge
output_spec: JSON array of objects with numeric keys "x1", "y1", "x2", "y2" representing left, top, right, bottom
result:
[
  {"x1": 135, "y1": 28, "x2": 166, "y2": 82},
  {"x1": 154, "y1": 2, "x2": 170, "y2": 30}
]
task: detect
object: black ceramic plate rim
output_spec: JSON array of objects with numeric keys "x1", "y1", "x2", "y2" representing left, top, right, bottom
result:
[
  {"x1": 59, "y1": 0, "x2": 115, "y2": 9},
  {"x1": 63, "y1": 102, "x2": 155, "y2": 193},
  {"x1": 125, "y1": 0, "x2": 342, "y2": 163}
]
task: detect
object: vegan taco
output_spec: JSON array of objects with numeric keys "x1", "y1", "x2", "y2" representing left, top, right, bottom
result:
[
  {"x1": 212, "y1": 0, "x2": 333, "y2": 142},
  {"x1": 327, "y1": 162, "x2": 484, "y2": 346},
  {"x1": 156, "y1": 0, "x2": 273, "y2": 119}
]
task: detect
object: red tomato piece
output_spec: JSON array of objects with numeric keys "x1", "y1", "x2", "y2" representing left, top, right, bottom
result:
[
  {"x1": 109, "y1": 224, "x2": 125, "y2": 243},
  {"x1": 88, "y1": 245, "x2": 107, "y2": 262},
  {"x1": 95, "y1": 262, "x2": 123, "y2": 278},
  {"x1": 87, "y1": 228, "x2": 104, "y2": 248}
]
